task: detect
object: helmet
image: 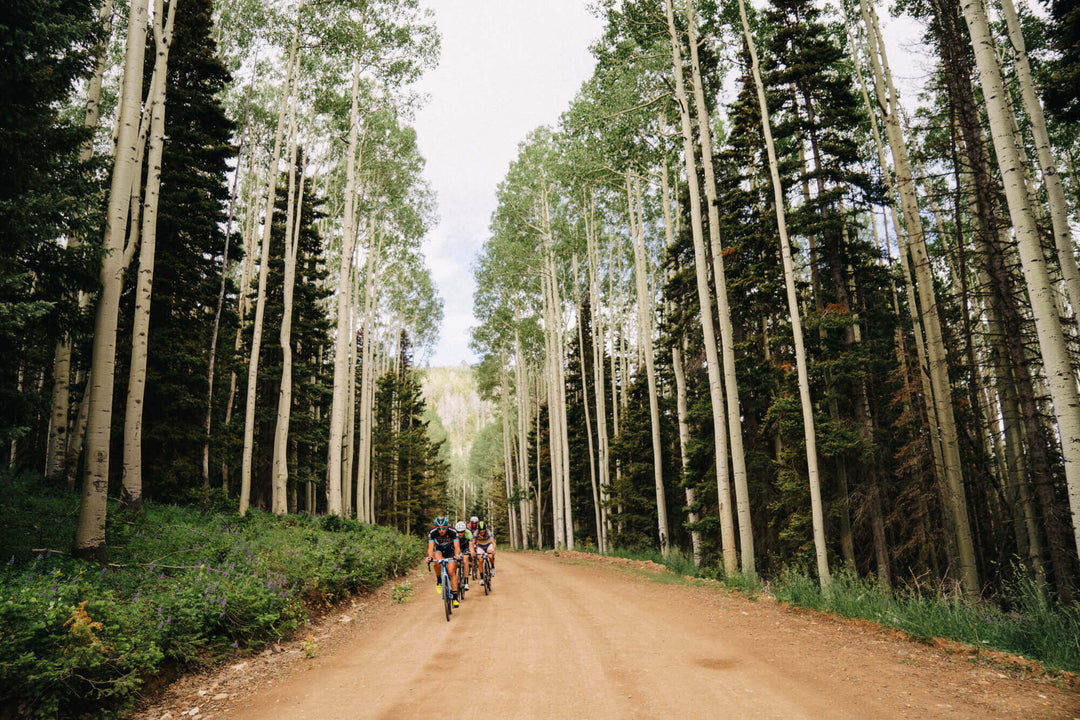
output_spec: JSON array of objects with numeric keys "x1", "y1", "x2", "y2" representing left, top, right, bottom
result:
[
  {"x1": 454, "y1": 521, "x2": 467, "y2": 532},
  {"x1": 434, "y1": 516, "x2": 449, "y2": 528},
  {"x1": 469, "y1": 516, "x2": 479, "y2": 523},
  {"x1": 478, "y1": 521, "x2": 485, "y2": 530}
]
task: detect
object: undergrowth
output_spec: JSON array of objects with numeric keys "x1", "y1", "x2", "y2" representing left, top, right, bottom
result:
[
  {"x1": 602, "y1": 545, "x2": 1080, "y2": 674},
  {"x1": 0, "y1": 474, "x2": 425, "y2": 717}
]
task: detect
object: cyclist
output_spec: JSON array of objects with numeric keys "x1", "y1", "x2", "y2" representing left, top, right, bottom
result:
[
  {"x1": 474, "y1": 520, "x2": 496, "y2": 576},
  {"x1": 465, "y1": 516, "x2": 480, "y2": 568},
  {"x1": 454, "y1": 520, "x2": 473, "y2": 591},
  {"x1": 427, "y1": 516, "x2": 462, "y2": 607}
]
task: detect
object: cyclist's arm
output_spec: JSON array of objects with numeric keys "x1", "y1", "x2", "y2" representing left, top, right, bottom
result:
[
  {"x1": 426, "y1": 539, "x2": 434, "y2": 561},
  {"x1": 453, "y1": 539, "x2": 462, "y2": 557}
]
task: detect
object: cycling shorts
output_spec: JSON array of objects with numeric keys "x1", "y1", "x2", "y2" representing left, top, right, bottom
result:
[
  {"x1": 476, "y1": 541, "x2": 494, "y2": 553},
  {"x1": 432, "y1": 544, "x2": 456, "y2": 558}
]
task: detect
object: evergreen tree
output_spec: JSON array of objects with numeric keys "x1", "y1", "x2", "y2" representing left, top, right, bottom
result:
[
  {"x1": 1043, "y1": 0, "x2": 1080, "y2": 123},
  {"x1": 139, "y1": 0, "x2": 237, "y2": 501},
  {"x1": 0, "y1": 0, "x2": 103, "y2": 455},
  {"x1": 762, "y1": 0, "x2": 892, "y2": 572}
]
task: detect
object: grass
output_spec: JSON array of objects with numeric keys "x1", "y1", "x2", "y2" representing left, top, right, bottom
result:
[
  {"x1": 0, "y1": 473, "x2": 426, "y2": 717},
  {"x1": 593, "y1": 545, "x2": 1080, "y2": 674}
]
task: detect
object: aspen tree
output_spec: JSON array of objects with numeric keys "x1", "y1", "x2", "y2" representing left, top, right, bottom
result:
[
  {"x1": 959, "y1": 0, "x2": 1080, "y2": 561},
  {"x1": 661, "y1": 157, "x2": 701, "y2": 565},
  {"x1": 574, "y1": 256, "x2": 602, "y2": 549},
  {"x1": 737, "y1": 0, "x2": 830, "y2": 587},
  {"x1": 685, "y1": 1, "x2": 755, "y2": 573},
  {"x1": 585, "y1": 195, "x2": 610, "y2": 553},
  {"x1": 223, "y1": 139, "x2": 261, "y2": 491},
  {"x1": 629, "y1": 173, "x2": 669, "y2": 552},
  {"x1": 514, "y1": 326, "x2": 532, "y2": 548},
  {"x1": 325, "y1": 59, "x2": 363, "y2": 515},
  {"x1": 46, "y1": 0, "x2": 116, "y2": 482},
  {"x1": 121, "y1": 0, "x2": 179, "y2": 510},
  {"x1": 271, "y1": 125, "x2": 305, "y2": 515},
  {"x1": 204, "y1": 64, "x2": 258, "y2": 488},
  {"x1": 73, "y1": 0, "x2": 151, "y2": 559},
  {"x1": 998, "y1": 0, "x2": 1080, "y2": 316},
  {"x1": 857, "y1": 0, "x2": 978, "y2": 592},
  {"x1": 239, "y1": 14, "x2": 301, "y2": 515},
  {"x1": 663, "y1": 0, "x2": 737, "y2": 574}
]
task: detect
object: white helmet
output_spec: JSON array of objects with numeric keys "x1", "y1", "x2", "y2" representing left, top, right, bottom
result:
[
  {"x1": 469, "y1": 516, "x2": 479, "y2": 523},
  {"x1": 455, "y1": 521, "x2": 467, "y2": 532}
]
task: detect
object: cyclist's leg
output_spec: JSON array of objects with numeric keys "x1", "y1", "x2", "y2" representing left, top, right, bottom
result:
[
  {"x1": 447, "y1": 558, "x2": 458, "y2": 595},
  {"x1": 433, "y1": 549, "x2": 447, "y2": 593}
]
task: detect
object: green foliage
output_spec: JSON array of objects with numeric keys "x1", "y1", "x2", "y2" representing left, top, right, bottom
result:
[
  {"x1": 0, "y1": 476, "x2": 425, "y2": 717},
  {"x1": 391, "y1": 580, "x2": 412, "y2": 603},
  {"x1": 0, "y1": 0, "x2": 104, "y2": 454}
]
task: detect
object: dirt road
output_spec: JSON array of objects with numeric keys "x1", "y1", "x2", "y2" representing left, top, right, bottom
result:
[{"x1": 221, "y1": 552, "x2": 1076, "y2": 719}]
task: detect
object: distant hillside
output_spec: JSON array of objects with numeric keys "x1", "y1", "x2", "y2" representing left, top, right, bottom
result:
[{"x1": 420, "y1": 365, "x2": 494, "y2": 490}]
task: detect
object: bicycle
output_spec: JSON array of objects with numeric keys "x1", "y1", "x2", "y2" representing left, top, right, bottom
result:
[
  {"x1": 477, "y1": 550, "x2": 492, "y2": 595},
  {"x1": 427, "y1": 557, "x2": 455, "y2": 621},
  {"x1": 469, "y1": 552, "x2": 479, "y2": 581},
  {"x1": 456, "y1": 554, "x2": 468, "y2": 602}
]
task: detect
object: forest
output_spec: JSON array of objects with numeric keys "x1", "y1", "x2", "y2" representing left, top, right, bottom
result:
[
  {"x1": 470, "y1": 0, "x2": 1080, "y2": 605},
  {"x1": 3, "y1": 0, "x2": 1080, "y2": 711}
]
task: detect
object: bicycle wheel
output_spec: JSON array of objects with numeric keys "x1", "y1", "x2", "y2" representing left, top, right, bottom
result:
[
  {"x1": 457, "y1": 563, "x2": 466, "y2": 602},
  {"x1": 443, "y1": 570, "x2": 452, "y2": 621},
  {"x1": 483, "y1": 559, "x2": 490, "y2": 595}
]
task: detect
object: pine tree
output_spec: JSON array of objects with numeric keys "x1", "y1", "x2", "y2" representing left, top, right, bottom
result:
[
  {"x1": 0, "y1": 0, "x2": 102, "y2": 457},
  {"x1": 139, "y1": 0, "x2": 237, "y2": 501}
]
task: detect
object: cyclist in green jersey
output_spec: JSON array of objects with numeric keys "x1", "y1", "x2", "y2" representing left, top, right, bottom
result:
[
  {"x1": 474, "y1": 521, "x2": 496, "y2": 576},
  {"x1": 454, "y1": 521, "x2": 473, "y2": 590}
]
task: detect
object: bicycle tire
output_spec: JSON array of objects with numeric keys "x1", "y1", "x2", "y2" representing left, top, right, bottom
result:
[
  {"x1": 443, "y1": 568, "x2": 452, "y2": 621},
  {"x1": 483, "y1": 558, "x2": 490, "y2": 595},
  {"x1": 457, "y1": 562, "x2": 466, "y2": 602}
]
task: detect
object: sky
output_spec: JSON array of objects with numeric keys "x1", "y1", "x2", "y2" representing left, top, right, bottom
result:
[
  {"x1": 412, "y1": 1, "x2": 929, "y2": 368},
  {"x1": 413, "y1": 1, "x2": 606, "y2": 367}
]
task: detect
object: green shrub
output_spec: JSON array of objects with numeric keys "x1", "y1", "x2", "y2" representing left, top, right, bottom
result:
[{"x1": 0, "y1": 477, "x2": 426, "y2": 717}]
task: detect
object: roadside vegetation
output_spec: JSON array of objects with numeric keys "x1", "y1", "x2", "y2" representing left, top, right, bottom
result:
[
  {"x1": 596, "y1": 546, "x2": 1080, "y2": 675},
  {"x1": 0, "y1": 474, "x2": 425, "y2": 717}
]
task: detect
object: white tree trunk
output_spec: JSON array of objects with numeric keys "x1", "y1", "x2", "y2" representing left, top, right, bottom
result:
[
  {"x1": 738, "y1": 0, "x2": 830, "y2": 587},
  {"x1": 47, "y1": 0, "x2": 115, "y2": 482},
  {"x1": 326, "y1": 59, "x2": 362, "y2": 516},
  {"x1": 860, "y1": 0, "x2": 978, "y2": 592},
  {"x1": 239, "y1": 19, "x2": 300, "y2": 515},
  {"x1": 629, "y1": 174, "x2": 669, "y2": 553},
  {"x1": 586, "y1": 202, "x2": 610, "y2": 553},
  {"x1": 121, "y1": 0, "x2": 177, "y2": 509},
  {"x1": 74, "y1": 0, "x2": 150, "y2": 558},
  {"x1": 959, "y1": 0, "x2": 1080, "y2": 559},
  {"x1": 663, "y1": 0, "x2": 737, "y2": 574},
  {"x1": 684, "y1": 0, "x2": 755, "y2": 575}
]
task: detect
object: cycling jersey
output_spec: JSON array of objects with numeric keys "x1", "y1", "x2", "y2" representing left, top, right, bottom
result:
[
  {"x1": 458, "y1": 529, "x2": 473, "y2": 548},
  {"x1": 474, "y1": 527, "x2": 493, "y2": 544},
  {"x1": 428, "y1": 527, "x2": 459, "y2": 554}
]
